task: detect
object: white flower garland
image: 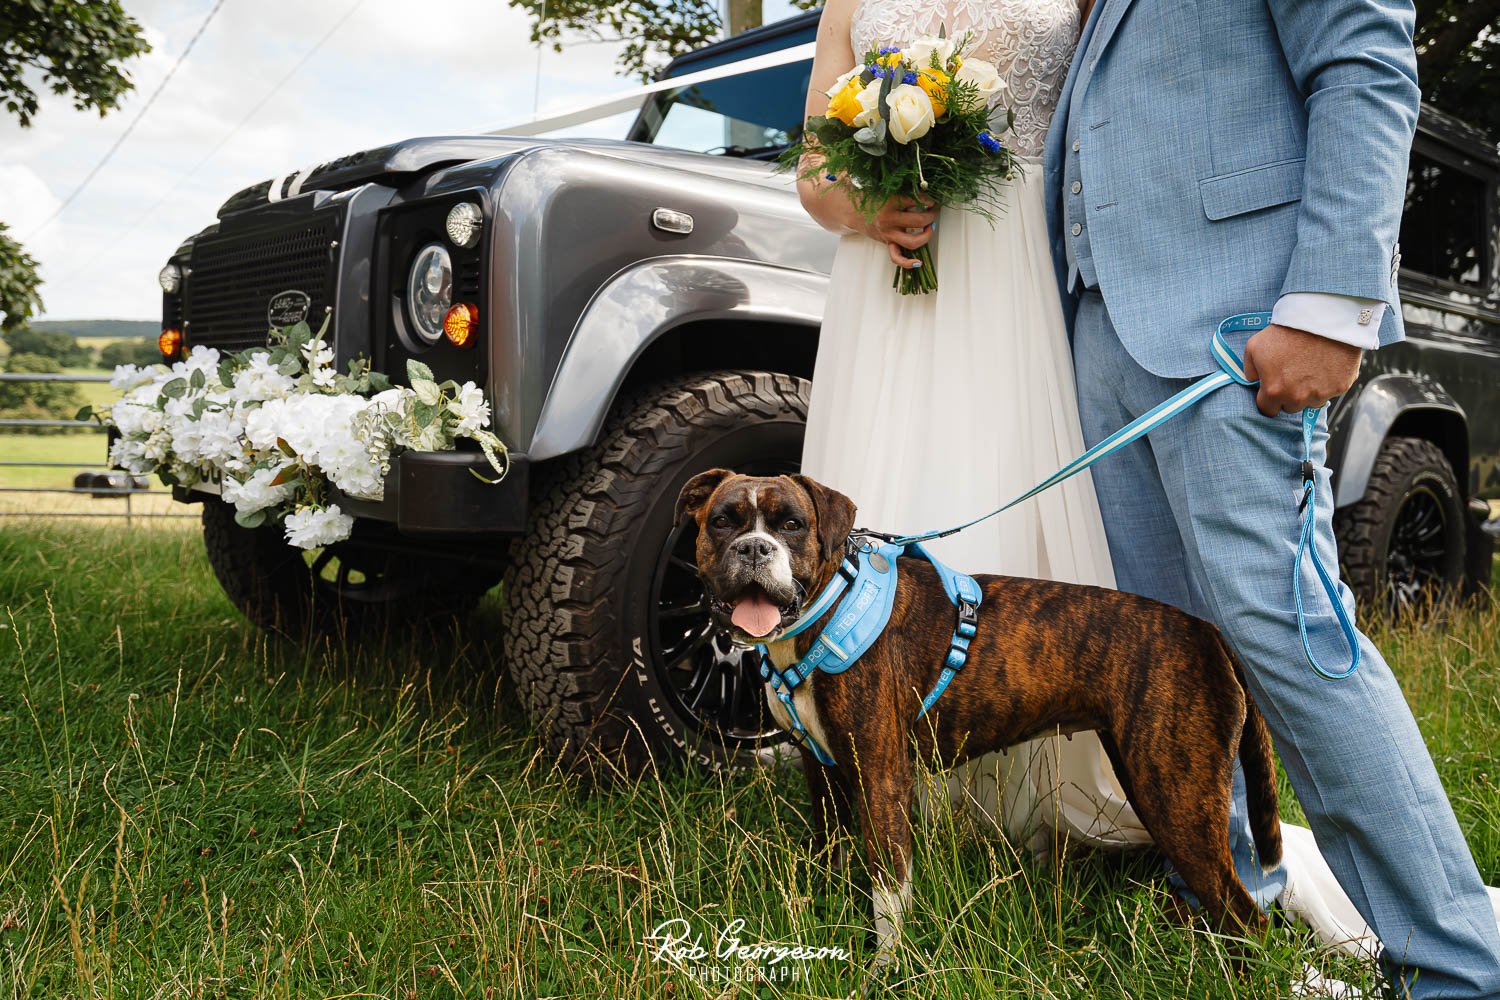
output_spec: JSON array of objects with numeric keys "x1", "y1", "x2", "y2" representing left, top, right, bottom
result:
[{"x1": 88, "y1": 320, "x2": 508, "y2": 549}]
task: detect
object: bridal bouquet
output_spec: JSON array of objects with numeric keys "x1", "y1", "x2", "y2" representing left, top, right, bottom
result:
[
  {"x1": 85, "y1": 318, "x2": 507, "y2": 549},
  {"x1": 781, "y1": 29, "x2": 1018, "y2": 294}
]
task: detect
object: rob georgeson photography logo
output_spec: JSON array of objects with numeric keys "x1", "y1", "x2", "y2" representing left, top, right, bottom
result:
[{"x1": 645, "y1": 917, "x2": 851, "y2": 984}]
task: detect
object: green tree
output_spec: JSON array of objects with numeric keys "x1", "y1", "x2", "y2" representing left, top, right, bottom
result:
[
  {"x1": 509, "y1": 0, "x2": 817, "y2": 81},
  {"x1": 0, "y1": 352, "x2": 85, "y2": 433},
  {"x1": 98, "y1": 338, "x2": 161, "y2": 369},
  {"x1": 0, "y1": 1, "x2": 149, "y2": 330},
  {"x1": 0, "y1": 1, "x2": 150, "y2": 127},
  {"x1": 1415, "y1": 1, "x2": 1500, "y2": 140},
  {"x1": 3, "y1": 327, "x2": 91, "y2": 367},
  {"x1": 0, "y1": 223, "x2": 43, "y2": 331}
]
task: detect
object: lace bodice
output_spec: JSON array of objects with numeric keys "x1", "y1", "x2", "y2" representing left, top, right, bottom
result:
[{"x1": 850, "y1": 0, "x2": 1079, "y2": 157}]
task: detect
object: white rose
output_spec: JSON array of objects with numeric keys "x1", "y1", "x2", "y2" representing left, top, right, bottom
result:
[
  {"x1": 823, "y1": 64, "x2": 863, "y2": 98},
  {"x1": 904, "y1": 35, "x2": 955, "y2": 69},
  {"x1": 955, "y1": 57, "x2": 1006, "y2": 105},
  {"x1": 852, "y1": 78, "x2": 883, "y2": 128},
  {"x1": 884, "y1": 84, "x2": 936, "y2": 144}
]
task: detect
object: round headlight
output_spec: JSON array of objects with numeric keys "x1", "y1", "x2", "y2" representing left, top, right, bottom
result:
[
  {"x1": 406, "y1": 243, "x2": 452, "y2": 344},
  {"x1": 158, "y1": 264, "x2": 181, "y2": 294},
  {"x1": 445, "y1": 202, "x2": 483, "y2": 249}
]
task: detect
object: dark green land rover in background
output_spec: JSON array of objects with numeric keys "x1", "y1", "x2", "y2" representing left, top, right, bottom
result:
[{"x1": 156, "y1": 11, "x2": 1498, "y2": 775}]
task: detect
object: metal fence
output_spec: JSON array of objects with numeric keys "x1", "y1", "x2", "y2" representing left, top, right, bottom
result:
[{"x1": 0, "y1": 371, "x2": 193, "y2": 523}]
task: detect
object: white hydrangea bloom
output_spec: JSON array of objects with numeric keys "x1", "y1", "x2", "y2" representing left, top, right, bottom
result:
[
  {"x1": 283, "y1": 504, "x2": 354, "y2": 549},
  {"x1": 234, "y1": 351, "x2": 296, "y2": 402},
  {"x1": 242, "y1": 397, "x2": 290, "y2": 454},
  {"x1": 194, "y1": 403, "x2": 250, "y2": 471},
  {"x1": 170, "y1": 345, "x2": 221, "y2": 381},
  {"x1": 222, "y1": 464, "x2": 296, "y2": 515},
  {"x1": 109, "y1": 436, "x2": 151, "y2": 474},
  {"x1": 110, "y1": 400, "x2": 165, "y2": 439},
  {"x1": 109, "y1": 364, "x2": 161, "y2": 391}
]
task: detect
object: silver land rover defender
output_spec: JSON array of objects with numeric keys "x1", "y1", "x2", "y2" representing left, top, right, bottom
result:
[{"x1": 155, "y1": 12, "x2": 1497, "y2": 776}]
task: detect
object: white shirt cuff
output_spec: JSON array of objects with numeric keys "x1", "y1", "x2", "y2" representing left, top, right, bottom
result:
[{"x1": 1271, "y1": 292, "x2": 1385, "y2": 351}]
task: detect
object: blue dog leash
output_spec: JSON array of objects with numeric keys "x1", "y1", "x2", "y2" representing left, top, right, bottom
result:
[{"x1": 888, "y1": 312, "x2": 1360, "y2": 681}]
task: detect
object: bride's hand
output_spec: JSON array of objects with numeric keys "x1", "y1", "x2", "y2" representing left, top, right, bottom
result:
[
  {"x1": 865, "y1": 194, "x2": 939, "y2": 268},
  {"x1": 799, "y1": 171, "x2": 938, "y2": 268}
]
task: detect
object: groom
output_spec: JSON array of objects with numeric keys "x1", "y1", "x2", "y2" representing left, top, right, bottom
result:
[{"x1": 1044, "y1": 0, "x2": 1500, "y2": 996}]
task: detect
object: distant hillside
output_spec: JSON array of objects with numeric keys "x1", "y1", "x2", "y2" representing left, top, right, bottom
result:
[{"x1": 29, "y1": 320, "x2": 158, "y2": 341}]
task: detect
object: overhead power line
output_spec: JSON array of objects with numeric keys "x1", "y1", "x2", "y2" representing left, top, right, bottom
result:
[
  {"x1": 53, "y1": 0, "x2": 372, "y2": 288},
  {"x1": 25, "y1": 0, "x2": 230, "y2": 239}
]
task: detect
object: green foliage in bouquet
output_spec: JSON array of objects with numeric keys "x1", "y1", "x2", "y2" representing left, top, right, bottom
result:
[{"x1": 778, "y1": 29, "x2": 1019, "y2": 294}]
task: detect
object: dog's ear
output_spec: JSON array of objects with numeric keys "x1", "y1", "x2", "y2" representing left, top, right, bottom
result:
[
  {"x1": 674, "y1": 468, "x2": 735, "y2": 528},
  {"x1": 789, "y1": 475, "x2": 857, "y2": 562}
]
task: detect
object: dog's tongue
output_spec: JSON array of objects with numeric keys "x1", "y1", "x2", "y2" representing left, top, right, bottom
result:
[{"x1": 731, "y1": 590, "x2": 781, "y2": 637}]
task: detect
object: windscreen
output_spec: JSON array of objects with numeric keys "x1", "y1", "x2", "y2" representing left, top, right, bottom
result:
[{"x1": 630, "y1": 59, "x2": 813, "y2": 158}]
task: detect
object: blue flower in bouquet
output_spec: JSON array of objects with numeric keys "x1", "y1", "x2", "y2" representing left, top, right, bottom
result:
[{"x1": 978, "y1": 130, "x2": 1004, "y2": 153}]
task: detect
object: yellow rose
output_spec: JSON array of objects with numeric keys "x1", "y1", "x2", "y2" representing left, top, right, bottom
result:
[
  {"x1": 916, "y1": 67, "x2": 949, "y2": 118},
  {"x1": 826, "y1": 77, "x2": 864, "y2": 126}
]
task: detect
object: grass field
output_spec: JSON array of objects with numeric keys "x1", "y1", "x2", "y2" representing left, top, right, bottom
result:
[
  {"x1": 0, "y1": 373, "x2": 119, "y2": 492},
  {"x1": 0, "y1": 523, "x2": 1496, "y2": 998}
]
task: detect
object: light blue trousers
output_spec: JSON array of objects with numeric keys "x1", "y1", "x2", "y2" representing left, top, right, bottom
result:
[{"x1": 1072, "y1": 291, "x2": 1500, "y2": 998}]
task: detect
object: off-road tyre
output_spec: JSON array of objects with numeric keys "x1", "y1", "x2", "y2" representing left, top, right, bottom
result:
[
  {"x1": 201, "y1": 498, "x2": 501, "y2": 637},
  {"x1": 502, "y1": 370, "x2": 809, "y2": 781},
  {"x1": 1335, "y1": 436, "x2": 1466, "y2": 619}
]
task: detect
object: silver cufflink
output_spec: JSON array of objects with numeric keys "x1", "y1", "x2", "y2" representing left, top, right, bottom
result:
[{"x1": 1358, "y1": 308, "x2": 1374, "y2": 326}]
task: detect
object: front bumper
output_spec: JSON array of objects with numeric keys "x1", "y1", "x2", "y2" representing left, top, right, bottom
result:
[{"x1": 174, "y1": 450, "x2": 529, "y2": 537}]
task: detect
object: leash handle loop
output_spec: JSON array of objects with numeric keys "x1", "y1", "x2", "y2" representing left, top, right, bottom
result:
[{"x1": 1293, "y1": 408, "x2": 1362, "y2": 681}]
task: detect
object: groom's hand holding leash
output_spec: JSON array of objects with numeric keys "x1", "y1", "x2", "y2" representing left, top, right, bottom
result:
[{"x1": 1242, "y1": 324, "x2": 1363, "y2": 417}]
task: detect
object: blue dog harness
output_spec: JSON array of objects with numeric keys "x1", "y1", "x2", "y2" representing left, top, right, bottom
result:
[
  {"x1": 752, "y1": 312, "x2": 1359, "y2": 767},
  {"x1": 756, "y1": 538, "x2": 981, "y2": 766}
]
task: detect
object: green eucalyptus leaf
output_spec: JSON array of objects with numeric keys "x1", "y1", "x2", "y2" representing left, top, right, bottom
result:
[
  {"x1": 189, "y1": 367, "x2": 206, "y2": 390},
  {"x1": 407, "y1": 359, "x2": 435, "y2": 384},
  {"x1": 74, "y1": 404, "x2": 93, "y2": 422},
  {"x1": 277, "y1": 354, "x2": 301, "y2": 376},
  {"x1": 413, "y1": 379, "x2": 441, "y2": 406},
  {"x1": 368, "y1": 372, "x2": 392, "y2": 393},
  {"x1": 161, "y1": 378, "x2": 187, "y2": 399},
  {"x1": 234, "y1": 508, "x2": 266, "y2": 529}
]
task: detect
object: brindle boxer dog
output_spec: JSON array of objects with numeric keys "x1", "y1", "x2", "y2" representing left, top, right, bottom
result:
[{"x1": 675, "y1": 469, "x2": 1282, "y2": 977}]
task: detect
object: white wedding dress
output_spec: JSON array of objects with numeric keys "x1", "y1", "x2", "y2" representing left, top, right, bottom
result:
[{"x1": 798, "y1": 0, "x2": 1500, "y2": 966}]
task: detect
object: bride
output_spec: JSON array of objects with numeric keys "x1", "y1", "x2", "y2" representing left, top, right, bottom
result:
[{"x1": 790, "y1": 0, "x2": 1447, "y2": 962}]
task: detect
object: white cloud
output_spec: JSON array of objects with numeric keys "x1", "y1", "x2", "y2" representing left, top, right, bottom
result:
[{"x1": 0, "y1": 0, "x2": 802, "y2": 320}]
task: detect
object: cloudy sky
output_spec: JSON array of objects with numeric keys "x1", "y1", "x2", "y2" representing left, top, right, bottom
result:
[{"x1": 0, "y1": 0, "x2": 804, "y2": 322}]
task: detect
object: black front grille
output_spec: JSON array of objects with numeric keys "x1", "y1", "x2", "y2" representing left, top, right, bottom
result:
[{"x1": 183, "y1": 212, "x2": 342, "y2": 352}]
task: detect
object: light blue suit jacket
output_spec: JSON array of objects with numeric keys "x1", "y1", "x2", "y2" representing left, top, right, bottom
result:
[{"x1": 1043, "y1": 0, "x2": 1421, "y2": 378}]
